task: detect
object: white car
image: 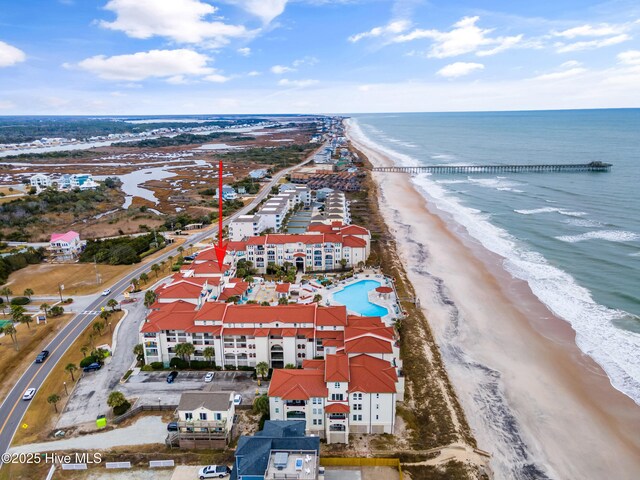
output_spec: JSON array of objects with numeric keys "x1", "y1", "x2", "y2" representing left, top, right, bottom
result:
[
  {"x1": 101, "y1": 288, "x2": 111, "y2": 296},
  {"x1": 204, "y1": 372, "x2": 215, "y2": 383},
  {"x1": 233, "y1": 394, "x2": 242, "y2": 406},
  {"x1": 198, "y1": 465, "x2": 231, "y2": 479},
  {"x1": 22, "y1": 388, "x2": 36, "y2": 401}
]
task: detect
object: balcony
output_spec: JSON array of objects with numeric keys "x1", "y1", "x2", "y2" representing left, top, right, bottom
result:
[
  {"x1": 285, "y1": 400, "x2": 306, "y2": 407},
  {"x1": 329, "y1": 424, "x2": 346, "y2": 432},
  {"x1": 328, "y1": 413, "x2": 346, "y2": 420},
  {"x1": 286, "y1": 411, "x2": 306, "y2": 419}
]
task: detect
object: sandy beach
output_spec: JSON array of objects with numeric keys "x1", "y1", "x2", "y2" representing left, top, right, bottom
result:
[{"x1": 346, "y1": 120, "x2": 640, "y2": 479}]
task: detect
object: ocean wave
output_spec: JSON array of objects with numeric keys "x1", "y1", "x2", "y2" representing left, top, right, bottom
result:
[
  {"x1": 565, "y1": 218, "x2": 604, "y2": 228},
  {"x1": 555, "y1": 230, "x2": 640, "y2": 243},
  {"x1": 514, "y1": 207, "x2": 586, "y2": 217},
  {"x1": 436, "y1": 179, "x2": 469, "y2": 185},
  {"x1": 467, "y1": 177, "x2": 524, "y2": 190},
  {"x1": 431, "y1": 153, "x2": 456, "y2": 160}
]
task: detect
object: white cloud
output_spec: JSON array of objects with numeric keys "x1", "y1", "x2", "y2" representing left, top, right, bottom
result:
[
  {"x1": 247, "y1": 70, "x2": 261, "y2": 76},
  {"x1": 100, "y1": 0, "x2": 248, "y2": 46},
  {"x1": 533, "y1": 67, "x2": 587, "y2": 81},
  {"x1": 204, "y1": 73, "x2": 231, "y2": 83},
  {"x1": 553, "y1": 23, "x2": 628, "y2": 39},
  {"x1": 0, "y1": 41, "x2": 26, "y2": 67},
  {"x1": 292, "y1": 56, "x2": 318, "y2": 67},
  {"x1": 238, "y1": 47, "x2": 252, "y2": 56},
  {"x1": 271, "y1": 65, "x2": 295, "y2": 74},
  {"x1": 227, "y1": 0, "x2": 288, "y2": 24},
  {"x1": 348, "y1": 20, "x2": 410, "y2": 43},
  {"x1": 436, "y1": 61, "x2": 484, "y2": 78},
  {"x1": 278, "y1": 78, "x2": 319, "y2": 87},
  {"x1": 392, "y1": 16, "x2": 523, "y2": 58},
  {"x1": 617, "y1": 50, "x2": 640, "y2": 66},
  {"x1": 555, "y1": 34, "x2": 630, "y2": 53},
  {"x1": 76, "y1": 49, "x2": 213, "y2": 81}
]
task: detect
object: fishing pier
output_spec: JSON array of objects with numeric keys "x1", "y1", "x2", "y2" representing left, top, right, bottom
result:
[{"x1": 371, "y1": 161, "x2": 612, "y2": 174}]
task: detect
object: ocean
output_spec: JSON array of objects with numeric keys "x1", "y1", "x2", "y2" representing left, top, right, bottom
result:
[{"x1": 350, "y1": 109, "x2": 640, "y2": 404}]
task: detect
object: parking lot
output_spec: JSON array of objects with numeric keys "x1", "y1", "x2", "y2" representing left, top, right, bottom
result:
[{"x1": 117, "y1": 370, "x2": 264, "y2": 407}]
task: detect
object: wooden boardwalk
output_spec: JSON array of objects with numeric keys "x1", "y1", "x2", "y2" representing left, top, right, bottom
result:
[{"x1": 371, "y1": 161, "x2": 612, "y2": 174}]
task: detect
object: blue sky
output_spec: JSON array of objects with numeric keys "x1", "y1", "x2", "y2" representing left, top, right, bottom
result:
[{"x1": 1, "y1": 0, "x2": 639, "y2": 114}]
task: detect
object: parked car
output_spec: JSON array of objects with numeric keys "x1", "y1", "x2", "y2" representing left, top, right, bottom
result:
[
  {"x1": 101, "y1": 288, "x2": 111, "y2": 296},
  {"x1": 83, "y1": 362, "x2": 102, "y2": 372},
  {"x1": 233, "y1": 394, "x2": 242, "y2": 406},
  {"x1": 198, "y1": 465, "x2": 231, "y2": 479},
  {"x1": 22, "y1": 388, "x2": 36, "y2": 401},
  {"x1": 167, "y1": 422, "x2": 178, "y2": 432},
  {"x1": 204, "y1": 372, "x2": 215, "y2": 383},
  {"x1": 184, "y1": 255, "x2": 195, "y2": 261},
  {"x1": 166, "y1": 371, "x2": 178, "y2": 383},
  {"x1": 35, "y1": 350, "x2": 50, "y2": 363}
]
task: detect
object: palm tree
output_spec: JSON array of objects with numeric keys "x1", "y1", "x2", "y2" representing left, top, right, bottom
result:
[
  {"x1": 189, "y1": 243, "x2": 195, "y2": 254},
  {"x1": 40, "y1": 303, "x2": 50, "y2": 319},
  {"x1": 3, "y1": 324, "x2": 18, "y2": 350},
  {"x1": 203, "y1": 346, "x2": 215, "y2": 366},
  {"x1": 177, "y1": 246, "x2": 184, "y2": 258},
  {"x1": 168, "y1": 255, "x2": 174, "y2": 265},
  {"x1": 133, "y1": 343, "x2": 144, "y2": 363},
  {"x1": 93, "y1": 321, "x2": 105, "y2": 336},
  {"x1": 339, "y1": 258, "x2": 348, "y2": 271},
  {"x1": 131, "y1": 278, "x2": 140, "y2": 291},
  {"x1": 0, "y1": 287, "x2": 12, "y2": 304},
  {"x1": 139, "y1": 273, "x2": 149, "y2": 285},
  {"x1": 256, "y1": 361, "x2": 269, "y2": 380},
  {"x1": 47, "y1": 394, "x2": 61, "y2": 413},
  {"x1": 160, "y1": 260, "x2": 167, "y2": 272},
  {"x1": 174, "y1": 342, "x2": 195, "y2": 367},
  {"x1": 80, "y1": 344, "x2": 90, "y2": 358},
  {"x1": 107, "y1": 299, "x2": 118, "y2": 311},
  {"x1": 19, "y1": 314, "x2": 32, "y2": 330},
  {"x1": 99, "y1": 310, "x2": 111, "y2": 322},
  {"x1": 65, "y1": 363, "x2": 78, "y2": 382},
  {"x1": 151, "y1": 263, "x2": 160, "y2": 278},
  {"x1": 144, "y1": 290, "x2": 157, "y2": 308},
  {"x1": 0, "y1": 304, "x2": 6, "y2": 317},
  {"x1": 23, "y1": 288, "x2": 34, "y2": 300},
  {"x1": 107, "y1": 391, "x2": 127, "y2": 410},
  {"x1": 10, "y1": 305, "x2": 26, "y2": 321}
]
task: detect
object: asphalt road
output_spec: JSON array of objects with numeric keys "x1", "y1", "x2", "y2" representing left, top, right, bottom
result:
[{"x1": 0, "y1": 152, "x2": 314, "y2": 462}]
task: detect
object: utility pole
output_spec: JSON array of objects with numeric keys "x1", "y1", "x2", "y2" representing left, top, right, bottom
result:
[
  {"x1": 94, "y1": 255, "x2": 101, "y2": 285},
  {"x1": 58, "y1": 284, "x2": 64, "y2": 303}
]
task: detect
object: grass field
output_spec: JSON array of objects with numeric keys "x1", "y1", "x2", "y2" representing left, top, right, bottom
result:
[
  {"x1": 0, "y1": 314, "x2": 73, "y2": 403},
  {"x1": 4, "y1": 236, "x2": 188, "y2": 296},
  {"x1": 12, "y1": 310, "x2": 125, "y2": 446}
]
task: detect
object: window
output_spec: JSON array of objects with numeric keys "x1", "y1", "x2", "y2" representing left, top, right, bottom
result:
[
  {"x1": 199, "y1": 412, "x2": 207, "y2": 421},
  {"x1": 318, "y1": 418, "x2": 322, "y2": 425},
  {"x1": 275, "y1": 408, "x2": 279, "y2": 414},
  {"x1": 376, "y1": 415, "x2": 379, "y2": 420},
  {"x1": 353, "y1": 393, "x2": 362, "y2": 401},
  {"x1": 215, "y1": 413, "x2": 222, "y2": 420},
  {"x1": 376, "y1": 404, "x2": 379, "y2": 409},
  {"x1": 185, "y1": 412, "x2": 193, "y2": 421},
  {"x1": 376, "y1": 394, "x2": 380, "y2": 399},
  {"x1": 352, "y1": 414, "x2": 362, "y2": 421},
  {"x1": 334, "y1": 382, "x2": 340, "y2": 389},
  {"x1": 331, "y1": 394, "x2": 343, "y2": 401},
  {"x1": 353, "y1": 404, "x2": 362, "y2": 411}
]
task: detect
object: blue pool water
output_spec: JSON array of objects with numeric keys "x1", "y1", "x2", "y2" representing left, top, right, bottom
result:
[{"x1": 332, "y1": 280, "x2": 389, "y2": 317}]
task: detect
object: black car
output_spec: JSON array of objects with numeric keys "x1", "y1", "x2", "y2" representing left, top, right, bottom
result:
[
  {"x1": 166, "y1": 371, "x2": 178, "y2": 383},
  {"x1": 167, "y1": 422, "x2": 178, "y2": 432},
  {"x1": 35, "y1": 350, "x2": 50, "y2": 363},
  {"x1": 83, "y1": 362, "x2": 102, "y2": 372}
]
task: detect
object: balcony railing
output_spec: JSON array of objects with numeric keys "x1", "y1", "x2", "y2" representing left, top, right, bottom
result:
[
  {"x1": 329, "y1": 424, "x2": 346, "y2": 432},
  {"x1": 286, "y1": 411, "x2": 306, "y2": 419},
  {"x1": 285, "y1": 400, "x2": 306, "y2": 407},
  {"x1": 328, "y1": 413, "x2": 346, "y2": 420}
]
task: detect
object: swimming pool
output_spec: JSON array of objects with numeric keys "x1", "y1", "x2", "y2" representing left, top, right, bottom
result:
[{"x1": 332, "y1": 279, "x2": 389, "y2": 317}]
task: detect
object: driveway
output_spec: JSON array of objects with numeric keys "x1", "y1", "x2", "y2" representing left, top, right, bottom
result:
[
  {"x1": 117, "y1": 371, "x2": 261, "y2": 406},
  {"x1": 56, "y1": 293, "x2": 147, "y2": 429}
]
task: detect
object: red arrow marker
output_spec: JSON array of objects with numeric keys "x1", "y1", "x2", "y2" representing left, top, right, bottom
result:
[{"x1": 214, "y1": 159, "x2": 227, "y2": 268}]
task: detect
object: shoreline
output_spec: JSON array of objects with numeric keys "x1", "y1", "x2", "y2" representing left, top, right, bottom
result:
[{"x1": 346, "y1": 119, "x2": 640, "y2": 479}]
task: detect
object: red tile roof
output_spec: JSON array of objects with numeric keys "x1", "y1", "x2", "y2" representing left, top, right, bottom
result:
[
  {"x1": 325, "y1": 353, "x2": 350, "y2": 382},
  {"x1": 343, "y1": 336, "x2": 393, "y2": 354},
  {"x1": 275, "y1": 283, "x2": 291, "y2": 293},
  {"x1": 316, "y1": 306, "x2": 348, "y2": 326},
  {"x1": 268, "y1": 369, "x2": 328, "y2": 400},
  {"x1": 218, "y1": 281, "x2": 250, "y2": 301},
  {"x1": 194, "y1": 302, "x2": 228, "y2": 321},
  {"x1": 223, "y1": 304, "x2": 317, "y2": 325},
  {"x1": 302, "y1": 359, "x2": 325, "y2": 370},
  {"x1": 157, "y1": 281, "x2": 204, "y2": 299},
  {"x1": 325, "y1": 403, "x2": 350, "y2": 413},
  {"x1": 142, "y1": 301, "x2": 196, "y2": 332},
  {"x1": 342, "y1": 236, "x2": 367, "y2": 248},
  {"x1": 348, "y1": 355, "x2": 398, "y2": 394},
  {"x1": 185, "y1": 260, "x2": 230, "y2": 274},
  {"x1": 226, "y1": 241, "x2": 247, "y2": 252}
]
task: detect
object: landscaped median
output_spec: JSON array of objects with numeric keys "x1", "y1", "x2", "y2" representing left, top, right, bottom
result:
[{"x1": 12, "y1": 310, "x2": 125, "y2": 446}]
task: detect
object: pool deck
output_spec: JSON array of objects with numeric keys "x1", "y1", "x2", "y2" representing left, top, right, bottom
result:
[{"x1": 320, "y1": 272, "x2": 401, "y2": 325}]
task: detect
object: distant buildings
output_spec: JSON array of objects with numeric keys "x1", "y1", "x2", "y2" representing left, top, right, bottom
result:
[
  {"x1": 29, "y1": 173, "x2": 98, "y2": 192},
  {"x1": 48, "y1": 231, "x2": 82, "y2": 260},
  {"x1": 249, "y1": 168, "x2": 268, "y2": 179},
  {"x1": 217, "y1": 185, "x2": 238, "y2": 201}
]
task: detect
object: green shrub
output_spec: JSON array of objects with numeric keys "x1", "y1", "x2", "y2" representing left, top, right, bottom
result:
[
  {"x1": 79, "y1": 355, "x2": 98, "y2": 368},
  {"x1": 49, "y1": 305, "x2": 64, "y2": 317},
  {"x1": 150, "y1": 362, "x2": 164, "y2": 370},
  {"x1": 122, "y1": 369, "x2": 133, "y2": 381},
  {"x1": 10, "y1": 296, "x2": 30, "y2": 306},
  {"x1": 224, "y1": 364, "x2": 237, "y2": 371},
  {"x1": 140, "y1": 365, "x2": 153, "y2": 371},
  {"x1": 113, "y1": 400, "x2": 131, "y2": 416},
  {"x1": 169, "y1": 357, "x2": 188, "y2": 369}
]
